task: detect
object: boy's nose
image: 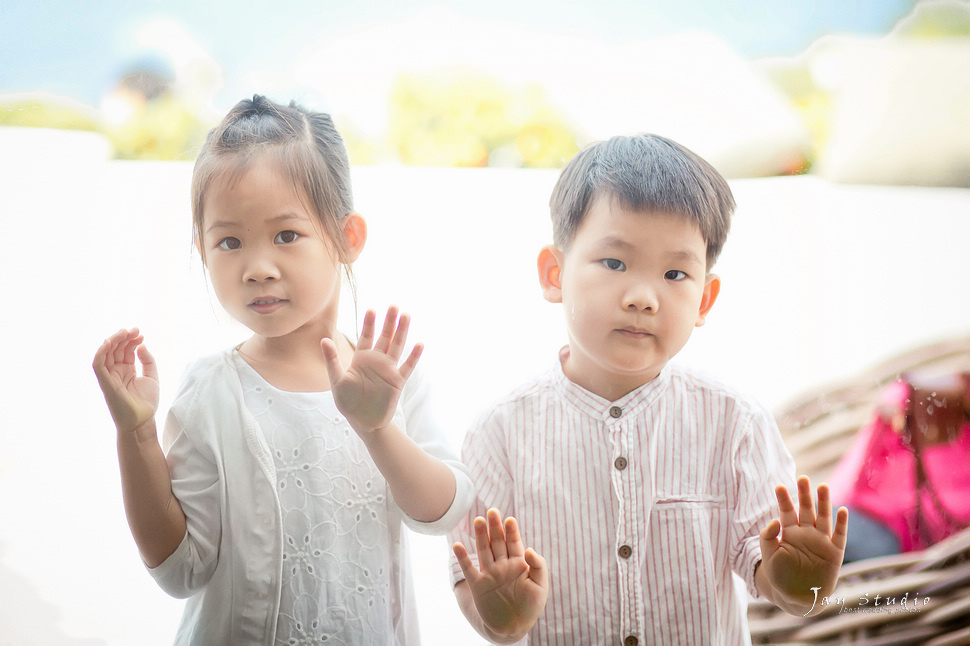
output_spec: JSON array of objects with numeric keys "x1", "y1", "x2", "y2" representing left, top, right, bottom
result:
[{"x1": 624, "y1": 284, "x2": 659, "y2": 312}]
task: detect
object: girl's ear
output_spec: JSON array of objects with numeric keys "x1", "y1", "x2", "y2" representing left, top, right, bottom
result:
[
  {"x1": 695, "y1": 274, "x2": 721, "y2": 327},
  {"x1": 341, "y1": 212, "x2": 367, "y2": 263},
  {"x1": 537, "y1": 245, "x2": 564, "y2": 304}
]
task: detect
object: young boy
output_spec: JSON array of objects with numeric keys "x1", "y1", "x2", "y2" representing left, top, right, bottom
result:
[{"x1": 449, "y1": 135, "x2": 849, "y2": 644}]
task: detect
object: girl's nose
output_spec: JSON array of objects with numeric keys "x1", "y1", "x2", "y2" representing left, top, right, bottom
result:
[{"x1": 243, "y1": 253, "x2": 280, "y2": 283}]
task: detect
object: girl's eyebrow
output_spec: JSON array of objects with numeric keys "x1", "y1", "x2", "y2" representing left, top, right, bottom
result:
[{"x1": 205, "y1": 212, "x2": 307, "y2": 234}]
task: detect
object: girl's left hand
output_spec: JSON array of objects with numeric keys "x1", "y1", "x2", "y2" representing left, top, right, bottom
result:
[{"x1": 321, "y1": 307, "x2": 423, "y2": 435}]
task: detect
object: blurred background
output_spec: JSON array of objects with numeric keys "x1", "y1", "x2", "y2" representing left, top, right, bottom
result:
[
  {"x1": 3, "y1": 0, "x2": 969, "y2": 182},
  {"x1": 2, "y1": 1, "x2": 970, "y2": 644}
]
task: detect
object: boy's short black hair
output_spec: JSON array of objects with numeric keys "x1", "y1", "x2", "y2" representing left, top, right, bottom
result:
[{"x1": 549, "y1": 134, "x2": 734, "y2": 269}]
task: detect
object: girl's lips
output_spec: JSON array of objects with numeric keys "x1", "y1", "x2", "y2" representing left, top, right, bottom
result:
[{"x1": 248, "y1": 298, "x2": 287, "y2": 314}]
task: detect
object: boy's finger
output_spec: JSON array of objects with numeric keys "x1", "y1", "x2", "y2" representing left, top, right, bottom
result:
[
  {"x1": 797, "y1": 476, "x2": 816, "y2": 527},
  {"x1": 814, "y1": 483, "x2": 833, "y2": 535},
  {"x1": 524, "y1": 548, "x2": 548, "y2": 589},
  {"x1": 473, "y1": 516, "x2": 494, "y2": 568},
  {"x1": 832, "y1": 507, "x2": 850, "y2": 551},
  {"x1": 452, "y1": 542, "x2": 481, "y2": 584},
  {"x1": 487, "y1": 508, "x2": 508, "y2": 560},
  {"x1": 504, "y1": 516, "x2": 525, "y2": 559},
  {"x1": 775, "y1": 485, "x2": 798, "y2": 528}
]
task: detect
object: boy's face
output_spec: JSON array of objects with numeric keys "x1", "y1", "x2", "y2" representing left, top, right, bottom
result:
[{"x1": 539, "y1": 194, "x2": 720, "y2": 400}]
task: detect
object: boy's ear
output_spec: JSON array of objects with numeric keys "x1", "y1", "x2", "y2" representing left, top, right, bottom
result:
[
  {"x1": 695, "y1": 274, "x2": 721, "y2": 327},
  {"x1": 341, "y1": 212, "x2": 367, "y2": 263},
  {"x1": 537, "y1": 245, "x2": 564, "y2": 303}
]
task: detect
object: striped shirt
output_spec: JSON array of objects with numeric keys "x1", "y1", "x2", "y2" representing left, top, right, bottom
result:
[{"x1": 449, "y1": 356, "x2": 796, "y2": 646}]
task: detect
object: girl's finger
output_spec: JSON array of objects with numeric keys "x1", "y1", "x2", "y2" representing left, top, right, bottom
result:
[
  {"x1": 398, "y1": 343, "x2": 423, "y2": 381},
  {"x1": 357, "y1": 310, "x2": 377, "y2": 351},
  {"x1": 374, "y1": 306, "x2": 399, "y2": 354},
  {"x1": 387, "y1": 312, "x2": 411, "y2": 361},
  {"x1": 137, "y1": 344, "x2": 158, "y2": 382}
]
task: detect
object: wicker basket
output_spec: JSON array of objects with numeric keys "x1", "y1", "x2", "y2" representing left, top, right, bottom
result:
[{"x1": 748, "y1": 333, "x2": 970, "y2": 645}]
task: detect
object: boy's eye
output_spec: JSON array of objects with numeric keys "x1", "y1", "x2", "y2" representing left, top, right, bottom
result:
[
  {"x1": 218, "y1": 237, "x2": 241, "y2": 250},
  {"x1": 665, "y1": 269, "x2": 687, "y2": 281},
  {"x1": 275, "y1": 230, "x2": 300, "y2": 244},
  {"x1": 602, "y1": 258, "x2": 626, "y2": 271}
]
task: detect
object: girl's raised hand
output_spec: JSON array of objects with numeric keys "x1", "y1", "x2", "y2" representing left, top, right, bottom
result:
[
  {"x1": 93, "y1": 328, "x2": 160, "y2": 434},
  {"x1": 321, "y1": 307, "x2": 423, "y2": 435}
]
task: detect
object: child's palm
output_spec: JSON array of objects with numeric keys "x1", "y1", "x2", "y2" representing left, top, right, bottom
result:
[
  {"x1": 322, "y1": 308, "x2": 422, "y2": 434},
  {"x1": 93, "y1": 329, "x2": 159, "y2": 433},
  {"x1": 454, "y1": 510, "x2": 548, "y2": 639},
  {"x1": 760, "y1": 477, "x2": 849, "y2": 609}
]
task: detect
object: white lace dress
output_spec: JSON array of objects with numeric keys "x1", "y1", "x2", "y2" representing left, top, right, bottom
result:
[{"x1": 237, "y1": 355, "x2": 400, "y2": 645}]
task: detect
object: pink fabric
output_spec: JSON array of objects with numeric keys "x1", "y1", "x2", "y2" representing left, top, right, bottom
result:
[{"x1": 830, "y1": 382, "x2": 970, "y2": 552}]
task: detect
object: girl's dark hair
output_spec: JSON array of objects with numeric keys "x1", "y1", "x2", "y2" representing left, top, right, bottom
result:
[
  {"x1": 191, "y1": 95, "x2": 355, "y2": 271},
  {"x1": 549, "y1": 134, "x2": 734, "y2": 269}
]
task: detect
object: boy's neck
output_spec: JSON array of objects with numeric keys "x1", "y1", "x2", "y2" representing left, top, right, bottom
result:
[{"x1": 558, "y1": 345, "x2": 664, "y2": 402}]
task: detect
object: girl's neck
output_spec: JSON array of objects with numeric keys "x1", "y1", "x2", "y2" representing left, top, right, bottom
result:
[{"x1": 238, "y1": 326, "x2": 353, "y2": 393}]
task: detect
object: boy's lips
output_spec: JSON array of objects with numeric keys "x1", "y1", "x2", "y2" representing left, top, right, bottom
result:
[{"x1": 616, "y1": 326, "x2": 653, "y2": 338}]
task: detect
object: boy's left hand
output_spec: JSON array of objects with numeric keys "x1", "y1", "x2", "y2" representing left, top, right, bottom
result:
[
  {"x1": 321, "y1": 306, "x2": 423, "y2": 435},
  {"x1": 759, "y1": 475, "x2": 849, "y2": 615}
]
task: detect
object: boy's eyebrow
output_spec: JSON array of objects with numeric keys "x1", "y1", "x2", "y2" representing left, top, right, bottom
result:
[
  {"x1": 667, "y1": 249, "x2": 705, "y2": 265},
  {"x1": 205, "y1": 212, "x2": 307, "y2": 234},
  {"x1": 599, "y1": 237, "x2": 704, "y2": 265}
]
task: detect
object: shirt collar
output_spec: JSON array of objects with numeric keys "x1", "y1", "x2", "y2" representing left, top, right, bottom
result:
[{"x1": 551, "y1": 345, "x2": 671, "y2": 421}]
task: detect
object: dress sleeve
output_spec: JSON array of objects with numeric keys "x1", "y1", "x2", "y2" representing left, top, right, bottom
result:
[
  {"x1": 730, "y1": 403, "x2": 797, "y2": 598},
  {"x1": 395, "y1": 365, "x2": 475, "y2": 535},
  {"x1": 146, "y1": 405, "x2": 224, "y2": 598}
]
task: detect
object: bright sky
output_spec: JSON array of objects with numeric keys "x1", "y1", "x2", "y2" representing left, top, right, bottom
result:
[{"x1": 1, "y1": 0, "x2": 917, "y2": 109}]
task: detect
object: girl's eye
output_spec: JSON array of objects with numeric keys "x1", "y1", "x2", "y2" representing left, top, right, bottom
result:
[
  {"x1": 218, "y1": 237, "x2": 241, "y2": 250},
  {"x1": 665, "y1": 269, "x2": 687, "y2": 281},
  {"x1": 602, "y1": 258, "x2": 626, "y2": 271},
  {"x1": 275, "y1": 230, "x2": 300, "y2": 244}
]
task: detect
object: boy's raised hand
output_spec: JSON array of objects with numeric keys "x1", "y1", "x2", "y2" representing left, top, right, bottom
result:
[
  {"x1": 321, "y1": 307, "x2": 423, "y2": 435},
  {"x1": 93, "y1": 328, "x2": 159, "y2": 434},
  {"x1": 453, "y1": 508, "x2": 548, "y2": 640},
  {"x1": 759, "y1": 475, "x2": 849, "y2": 615}
]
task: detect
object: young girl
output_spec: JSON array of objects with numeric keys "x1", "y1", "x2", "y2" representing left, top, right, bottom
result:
[{"x1": 92, "y1": 95, "x2": 474, "y2": 645}]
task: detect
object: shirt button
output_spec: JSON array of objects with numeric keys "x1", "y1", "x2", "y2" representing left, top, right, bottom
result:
[
  {"x1": 618, "y1": 544, "x2": 633, "y2": 559},
  {"x1": 624, "y1": 637, "x2": 639, "y2": 646},
  {"x1": 614, "y1": 456, "x2": 628, "y2": 470},
  {"x1": 609, "y1": 405, "x2": 622, "y2": 418}
]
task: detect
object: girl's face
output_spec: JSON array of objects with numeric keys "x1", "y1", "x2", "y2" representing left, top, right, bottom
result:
[{"x1": 200, "y1": 154, "x2": 351, "y2": 343}]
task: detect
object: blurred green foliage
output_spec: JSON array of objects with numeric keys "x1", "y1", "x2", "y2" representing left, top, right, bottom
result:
[
  {"x1": 104, "y1": 93, "x2": 209, "y2": 161},
  {"x1": 0, "y1": 98, "x2": 99, "y2": 131},
  {"x1": 386, "y1": 71, "x2": 579, "y2": 168}
]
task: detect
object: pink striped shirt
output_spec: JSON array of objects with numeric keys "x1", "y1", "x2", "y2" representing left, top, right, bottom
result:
[{"x1": 450, "y1": 357, "x2": 796, "y2": 645}]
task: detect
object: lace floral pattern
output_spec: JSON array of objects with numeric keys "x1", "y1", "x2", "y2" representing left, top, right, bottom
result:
[{"x1": 237, "y1": 357, "x2": 393, "y2": 645}]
